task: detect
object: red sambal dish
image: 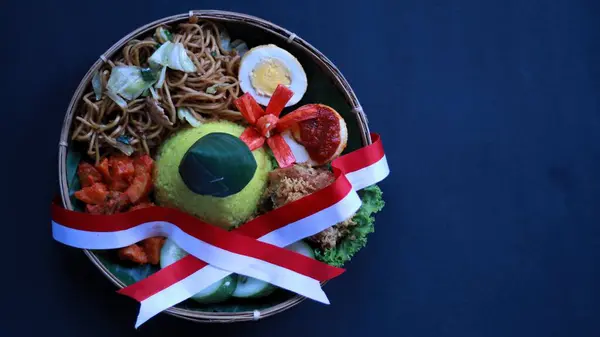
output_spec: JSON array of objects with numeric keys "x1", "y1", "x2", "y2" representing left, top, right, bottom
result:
[{"x1": 73, "y1": 154, "x2": 165, "y2": 264}]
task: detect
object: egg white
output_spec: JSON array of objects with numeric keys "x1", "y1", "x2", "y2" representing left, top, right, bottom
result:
[
  {"x1": 282, "y1": 105, "x2": 348, "y2": 167},
  {"x1": 281, "y1": 130, "x2": 314, "y2": 165},
  {"x1": 238, "y1": 44, "x2": 308, "y2": 107}
]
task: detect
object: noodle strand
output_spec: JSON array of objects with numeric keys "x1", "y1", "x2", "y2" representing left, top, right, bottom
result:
[{"x1": 71, "y1": 19, "x2": 243, "y2": 164}]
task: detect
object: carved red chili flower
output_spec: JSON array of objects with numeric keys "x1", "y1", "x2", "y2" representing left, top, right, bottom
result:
[{"x1": 234, "y1": 84, "x2": 318, "y2": 168}]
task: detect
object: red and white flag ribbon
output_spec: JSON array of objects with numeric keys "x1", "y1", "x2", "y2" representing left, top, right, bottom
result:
[{"x1": 51, "y1": 133, "x2": 389, "y2": 327}]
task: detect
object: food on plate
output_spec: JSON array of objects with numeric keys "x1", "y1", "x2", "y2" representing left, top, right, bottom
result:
[
  {"x1": 71, "y1": 21, "x2": 247, "y2": 164},
  {"x1": 119, "y1": 236, "x2": 166, "y2": 265},
  {"x1": 282, "y1": 104, "x2": 348, "y2": 166},
  {"x1": 238, "y1": 44, "x2": 307, "y2": 107},
  {"x1": 153, "y1": 120, "x2": 272, "y2": 229},
  {"x1": 74, "y1": 154, "x2": 153, "y2": 212},
  {"x1": 266, "y1": 164, "x2": 334, "y2": 208},
  {"x1": 72, "y1": 154, "x2": 165, "y2": 265},
  {"x1": 265, "y1": 165, "x2": 354, "y2": 248},
  {"x1": 314, "y1": 185, "x2": 384, "y2": 267},
  {"x1": 234, "y1": 84, "x2": 347, "y2": 168},
  {"x1": 160, "y1": 239, "x2": 237, "y2": 303},
  {"x1": 66, "y1": 16, "x2": 385, "y2": 304},
  {"x1": 264, "y1": 165, "x2": 384, "y2": 266}
]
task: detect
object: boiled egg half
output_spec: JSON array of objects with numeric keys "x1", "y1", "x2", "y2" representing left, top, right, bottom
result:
[
  {"x1": 238, "y1": 44, "x2": 307, "y2": 107},
  {"x1": 281, "y1": 104, "x2": 348, "y2": 167}
]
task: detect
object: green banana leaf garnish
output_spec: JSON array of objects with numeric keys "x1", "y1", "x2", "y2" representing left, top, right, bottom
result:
[
  {"x1": 65, "y1": 149, "x2": 82, "y2": 209},
  {"x1": 179, "y1": 132, "x2": 257, "y2": 197}
]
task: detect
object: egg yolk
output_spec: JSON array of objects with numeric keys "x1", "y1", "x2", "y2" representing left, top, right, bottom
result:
[{"x1": 250, "y1": 58, "x2": 291, "y2": 96}]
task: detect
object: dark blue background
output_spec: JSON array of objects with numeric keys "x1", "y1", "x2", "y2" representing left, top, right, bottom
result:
[{"x1": 3, "y1": 0, "x2": 600, "y2": 336}]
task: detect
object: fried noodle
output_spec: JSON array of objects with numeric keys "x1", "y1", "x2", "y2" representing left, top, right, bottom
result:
[{"x1": 71, "y1": 20, "x2": 243, "y2": 164}]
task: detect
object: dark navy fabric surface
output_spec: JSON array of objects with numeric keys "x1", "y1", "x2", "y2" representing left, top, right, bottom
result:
[{"x1": 3, "y1": 0, "x2": 600, "y2": 336}]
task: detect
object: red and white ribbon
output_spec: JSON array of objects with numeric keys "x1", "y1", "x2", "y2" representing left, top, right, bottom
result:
[{"x1": 51, "y1": 133, "x2": 389, "y2": 327}]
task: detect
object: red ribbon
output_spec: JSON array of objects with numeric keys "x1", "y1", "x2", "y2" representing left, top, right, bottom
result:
[
  {"x1": 52, "y1": 202, "x2": 344, "y2": 281},
  {"x1": 52, "y1": 132, "x2": 386, "y2": 307},
  {"x1": 116, "y1": 133, "x2": 384, "y2": 302}
]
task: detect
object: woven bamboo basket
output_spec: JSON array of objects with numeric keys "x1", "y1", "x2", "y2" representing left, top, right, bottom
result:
[{"x1": 57, "y1": 10, "x2": 371, "y2": 323}]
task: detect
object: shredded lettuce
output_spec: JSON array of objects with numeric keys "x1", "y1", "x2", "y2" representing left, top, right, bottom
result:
[
  {"x1": 106, "y1": 65, "x2": 155, "y2": 101},
  {"x1": 112, "y1": 136, "x2": 134, "y2": 156},
  {"x1": 314, "y1": 184, "x2": 385, "y2": 267},
  {"x1": 217, "y1": 24, "x2": 248, "y2": 57},
  {"x1": 149, "y1": 41, "x2": 196, "y2": 73},
  {"x1": 91, "y1": 70, "x2": 103, "y2": 101},
  {"x1": 155, "y1": 66, "x2": 167, "y2": 88},
  {"x1": 140, "y1": 68, "x2": 157, "y2": 82},
  {"x1": 177, "y1": 107, "x2": 202, "y2": 127},
  {"x1": 205, "y1": 83, "x2": 227, "y2": 94},
  {"x1": 230, "y1": 39, "x2": 249, "y2": 56},
  {"x1": 155, "y1": 26, "x2": 173, "y2": 44},
  {"x1": 149, "y1": 87, "x2": 160, "y2": 100},
  {"x1": 218, "y1": 23, "x2": 233, "y2": 51},
  {"x1": 105, "y1": 90, "x2": 127, "y2": 109}
]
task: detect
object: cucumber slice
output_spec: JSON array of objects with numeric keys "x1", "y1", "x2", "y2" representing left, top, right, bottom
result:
[
  {"x1": 159, "y1": 238, "x2": 187, "y2": 269},
  {"x1": 159, "y1": 239, "x2": 237, "y2": 303},
  {"x1": 232, "y1": 240, "x2": 315, "y2": 299},
  {"x1": 286, "y1": 240, "x2": 315, "y2": 259},
  {"x1": 232, "y1": 274, "x2": 276, "y2": 298},
  {"x1": 190, "y1": 274, "x2": 236, "y2": 304}
]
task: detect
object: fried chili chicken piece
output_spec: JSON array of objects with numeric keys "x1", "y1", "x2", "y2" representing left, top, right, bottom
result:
[
  {"x1": 126, "y1": 155, "x2": 154, "y2": 204},
  {"x1": 129, "y1": 202, "x2": 155, "y2": 211},
  {"x1": 118, "y1": 244, "x2": 148, "y2": 264},
  {"x1": 116, "y1": 202, "x2": 165, "y2": 265},
  {"x1": 77, "y1": 162, "x2": 103, "y2": 187},
  {"x1": 84, "y1": 191, "x2": 130, "y2": 215},
  {"x1": 74, "y1": 155, "x2": 160, "y2": 265},
  {"x1": 117, "y1": 237, "x2": 165, "y2": 265},
  {"x1": 140, "y1": 237, "x2": 166, "y2": 265},
  {"x1": 74, "y1": 182, "x2": 109, "y2": 205},
  {"x1": 266, "y1": 164, "x2": 356, "y2": 249}
]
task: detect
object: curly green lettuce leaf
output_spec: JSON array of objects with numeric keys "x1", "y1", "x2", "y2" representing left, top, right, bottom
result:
[{"x1": 314, "y1": 184, "x2": 385, "y2": 267}]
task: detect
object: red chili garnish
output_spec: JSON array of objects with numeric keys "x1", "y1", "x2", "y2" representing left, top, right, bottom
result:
[
  {"x1": 276, "y1": 104, "x2": 321, "y2": 132},
  {"x1": 267, "y1": 134, "x2": 296, "y2": 168},
  {"x1": 234, "y1": 92, "x2": 265, "y2": 124},
  {"x1": 240, "y1": 127, "x2": 265, "y2": 151},
  {"x1": 256, "y1": 114, "x2": 279, "y2": 137},
  {"x1": 233, "y1": 84, "x2": 321, "y2": 167},
  {"x1": 265, "y1": 85, "x2": 293, "y2": 117}
]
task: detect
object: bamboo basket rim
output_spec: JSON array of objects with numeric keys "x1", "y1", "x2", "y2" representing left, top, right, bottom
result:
[{"x1": 57, "y1": 10, "x2": 371, "y2": 323}]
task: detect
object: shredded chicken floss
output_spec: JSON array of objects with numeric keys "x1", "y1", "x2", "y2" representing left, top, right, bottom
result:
[
  {"x1": 71, "y1": 18, "x2": 244, "y2": 164},
  {"x1": 266, "y1": 165, "x2": 357, "y2": 249}
]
